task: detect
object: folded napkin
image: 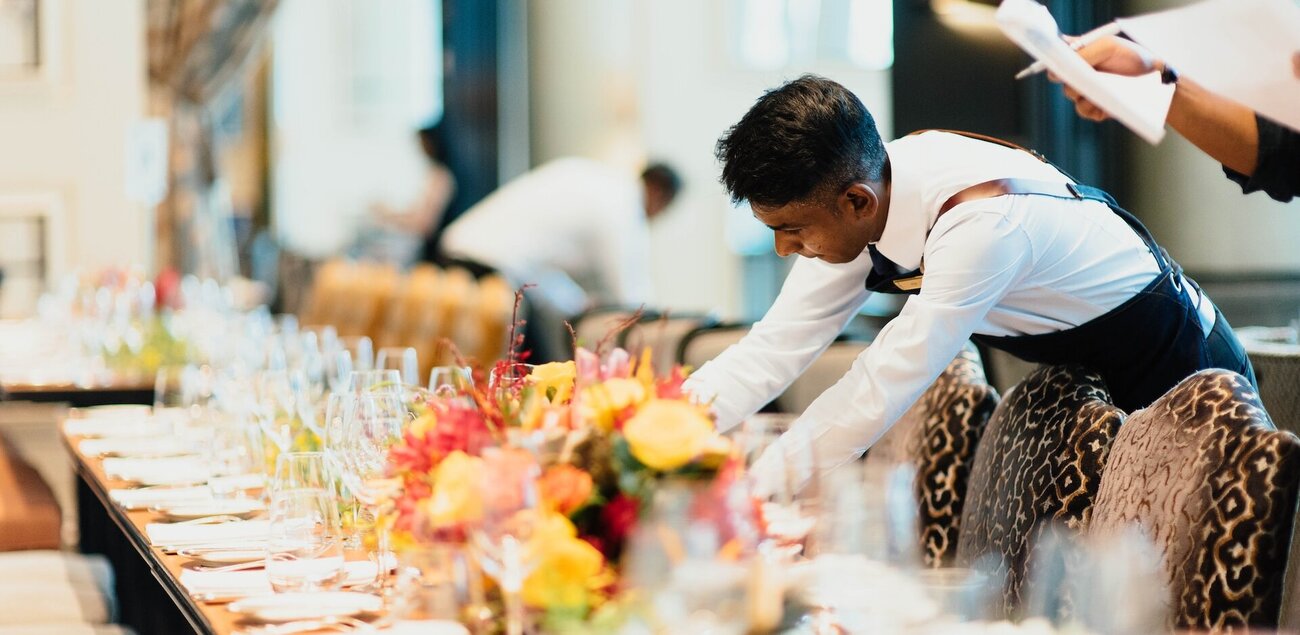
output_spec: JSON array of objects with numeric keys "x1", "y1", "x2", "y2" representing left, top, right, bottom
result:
[
  {"x1": 146, "y1": 520, "x2": 270, "y2": 548},
  {"x1": 102, "y1": 457, "x2": 207, "y2": 485},
  {"x1": 179, "y1": 560, "x2": 379, "y2": 596},
  {"x1": 79, "y1": 437, "x2": 192, "y2": 459},
  {"x1": 381, "y1": 621, "x2": 469, "y2": 635},
  {"x1": 64, "y1": 418, "x2": 170, "y2": 439},
  {"x1": 109, "y1": 486, "x2": 213, "y2": 510}
]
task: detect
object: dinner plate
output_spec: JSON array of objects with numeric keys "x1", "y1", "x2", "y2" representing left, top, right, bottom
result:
[
  {"x1": 153, "y1": 499, "x2": 265, "y2": 521},
  {"x1": 227, "y1": 591, "x2": 383, "y2": 623},
  {"x1": 178, "y1": 548, "x2": 266, "y2": 566}
]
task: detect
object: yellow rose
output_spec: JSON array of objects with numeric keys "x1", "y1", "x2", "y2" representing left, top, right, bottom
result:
[
  {"x1": 579, "y1": 378, "x2": 648, "y2": 431},
  {"x1": 424, "y1": 451, "x2": 484, "y2": 526},
  {"x1": 530, "y1": 361, "x2": 577, "y2": 404},
  {"x1": 523, "y1": 512, "x2": 607, "y2": 609},
  {"x1": 622, "y1": 399, "x2": 715, "y2": 471}
]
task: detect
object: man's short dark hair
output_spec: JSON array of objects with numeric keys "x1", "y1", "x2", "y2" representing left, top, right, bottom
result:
[
  {"x1": 641, "y1": 162, "x2": 683, "y2": 203},
  {"x1": 715, "y1": 74, "x2": 887, "y2": 207}
]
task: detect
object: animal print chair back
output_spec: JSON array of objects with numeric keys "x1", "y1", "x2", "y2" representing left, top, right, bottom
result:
[
  {"x1": 1089, "y1": 369, "x2": 1300, "y2": 631},
  {"x1": 865, "y1": 345, "x2": 999, "y2": 567},
  {"x1": 955, "y1": 365, "x2": 1124, "y2": 617}
]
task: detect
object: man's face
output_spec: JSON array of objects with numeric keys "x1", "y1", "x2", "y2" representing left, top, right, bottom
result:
[{"x1": 752, "y1": 184, "x2": 885, "y2": 264}]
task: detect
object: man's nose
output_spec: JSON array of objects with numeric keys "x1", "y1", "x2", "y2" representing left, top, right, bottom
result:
[{"x1": 774, "y1": 232, "x2": 800, "y2": 258}]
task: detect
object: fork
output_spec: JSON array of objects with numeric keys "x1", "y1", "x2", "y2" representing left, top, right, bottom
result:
[
  {"x1": 239, "y1": 616, "x2": 376, "y2": 634},
  {"x1": 170, "y1": 514, "x2": 247, "y2": 526}
]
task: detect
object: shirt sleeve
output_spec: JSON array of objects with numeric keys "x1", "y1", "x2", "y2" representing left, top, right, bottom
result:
[
  {"x1": 755, "y1": 208, "x2": 1033, "y2": 485},
  {"x1": 1223, "y1": 114, "x2": 1300, "y2": 202},
  {"x1": 683, "y1": 252, "x2": 874, "y2": 432}
]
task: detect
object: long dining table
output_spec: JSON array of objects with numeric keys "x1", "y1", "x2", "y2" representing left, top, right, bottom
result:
[{"x1": 63, "y1": 414, "x2": 251, "y2": 635}]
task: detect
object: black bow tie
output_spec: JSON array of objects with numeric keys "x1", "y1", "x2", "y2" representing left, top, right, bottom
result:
[{"x1": 867, "y1": 244, "x2": 901, "y2": 277}]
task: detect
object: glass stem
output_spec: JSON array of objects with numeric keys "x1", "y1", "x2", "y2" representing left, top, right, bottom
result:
[{"x1": 504, "y1": 586, "x2": 525, "y2": 635}]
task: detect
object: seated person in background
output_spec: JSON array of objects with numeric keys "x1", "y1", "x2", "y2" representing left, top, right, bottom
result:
[
  {"x1": 440, "y1": 158, "x2": 681, "y2": 361},
  {"x1": 367, "y1": 124, "x2": 458, "y2": 264},
  {"x1": 1059, "y1": 36, "x2": 1300, "y2": 202},
  {"x1": 685, "y1": 75, "x2": 1253, "y2": 484}
]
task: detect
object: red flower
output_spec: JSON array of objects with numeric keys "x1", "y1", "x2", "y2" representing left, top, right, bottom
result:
[{"x1": 596, "y1": 494, "x2": 640, "y2": 559}]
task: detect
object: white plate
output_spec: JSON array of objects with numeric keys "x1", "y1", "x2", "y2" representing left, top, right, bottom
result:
[
  {"x1": 178, "y1": 548, "x2": 266, "y2": 566},
  {"x1": 154, "y1": 499, "x2": 265, "y2": 521},
  {"x1": 228, "y1": 591, "x2": 383, "y2": 623}
]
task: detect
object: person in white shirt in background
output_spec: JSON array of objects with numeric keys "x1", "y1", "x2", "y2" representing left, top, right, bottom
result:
[
  {"x1": 441, "y1": 157, "x2": 681, "y2": 362},
  {"x1": 685, "y1": 74, "x2": 1254, "y2": 484}
]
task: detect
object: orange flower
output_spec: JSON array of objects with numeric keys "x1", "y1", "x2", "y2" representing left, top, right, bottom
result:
[{"x1": 539, "y1": 464, "x2": 594, "y2": 515}]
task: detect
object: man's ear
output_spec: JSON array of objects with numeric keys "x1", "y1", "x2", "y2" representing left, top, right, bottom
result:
[{"x1": 841, "y1": 183, "x2": 879, "y2": 220}]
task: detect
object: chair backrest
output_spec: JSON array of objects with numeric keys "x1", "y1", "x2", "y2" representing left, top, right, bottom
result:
[
  {"x1": 623, "y1": 313, "x2": 719, "y2": 374},
  {"x1": 955, "y1": 365, "x2": 1124, "y2": 616},
  {"x1": 864, "y1": 346, "x2": 1000, "y2": 567},
  {"x1": 570, "y1": 307, "x2": 655, "y2": 356},
  {"x1": 1245, "y1": 348, "x2": 1300, "y2": 436},
  {"x1": 1089, "y1": 369, "x2": 1300, "y2": 631},
  {"x1": 774, "y1": 339, "x2": 871, "y2": 414},
  {"x1": 678, "y1": 323, "x2": 752, "y2": 373}
]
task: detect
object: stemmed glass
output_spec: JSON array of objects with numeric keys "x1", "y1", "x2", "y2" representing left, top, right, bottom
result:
[
  {"x1": 473, "y1": 448, "x2": 541, "y2": 635},
  {"x1": 376, "y1": 346, "x2": 420, "y2": 387},
  {"x1": 428, "y1": 365, "x2": 474, "y2": 399},
  {"x1": 340, "y1": 336, "x2": 375, "y2": 373},
  {"x1": 336, "y1": 390, "x2": 412, "y2": 589}
]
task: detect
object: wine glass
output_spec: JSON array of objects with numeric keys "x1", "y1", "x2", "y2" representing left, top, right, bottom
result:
[
  {"x1": 347, "y1": 369, "x2": 403, "y2": 394},
  {"x1": 473, "y1": 448, "x2": 542, "y2": 635},
  {"x1": 340, "y1": 336, "x2": 374, "y2": 373},
  {"x1": 324, "y1": 350, "x2": 354, "y2": 395},
  {"x1": 266, "y1": 487, "x2": 346, "y2": 593},
  {"x1": 376, "y1": 346, "x2": 420, "y2": 387},
  {"x1": 336, "y1": 391, "x2": 412, "y2": 589},
  {"x1": 427, "y1": 365, "x2": 474, "y2": 398}
]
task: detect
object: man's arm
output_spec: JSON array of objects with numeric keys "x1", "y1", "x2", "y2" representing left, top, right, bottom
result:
[
  {"x1": 755, "y1": 209, "x2": 1031, "y2": 481},
  {"x1": 684, "y1": 252, "x2": 874, "y2": 431},
  {"x1": 1060, "y1": 36, "x2": 1259, "y2": 175}
]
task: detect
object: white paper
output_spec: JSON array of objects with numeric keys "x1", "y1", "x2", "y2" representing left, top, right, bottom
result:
[
  {"x1": 1118, "y1": 0, "x2": 1300, "y2": 134},
  {"x1": 109, "y1": 485, "x2": 214, "y2": 510},
  {"x1": 997, "y1": 0, "x2": 1175, "y2": 144},
  {"x1": 145, "y1": 519, "x2": 271, "y2": 547},
  {"x1": 178, "y1": 560, "x2": 379, "y2": 595}
]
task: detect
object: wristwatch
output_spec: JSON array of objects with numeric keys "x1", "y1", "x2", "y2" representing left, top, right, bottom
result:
[{"x1": 1158, "y1": 62, "x2": 1180, "y2": 85}]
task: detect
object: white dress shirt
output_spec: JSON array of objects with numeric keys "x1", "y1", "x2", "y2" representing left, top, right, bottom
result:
[
  {"x1": 441, "y1": 158, "x2": 653, "y2": 312},
  {"x1": 686, "y1": 131, "x2": 1214, "y2": 475}
]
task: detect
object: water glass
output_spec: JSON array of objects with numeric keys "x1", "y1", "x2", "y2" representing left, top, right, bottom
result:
[
  {"x1": 272, "y1": 452, "x2": 336, "y2": 495},
  {"x1": 266, "y1": 487, "x2": 346, "y2": 593},
  {"x1": 347, "y1": 369, "x2": 403, "y2": 394}
]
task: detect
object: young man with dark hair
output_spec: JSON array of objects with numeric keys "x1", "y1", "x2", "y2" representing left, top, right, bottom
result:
[{"x1": 686, "y1": 75, "x2": 1254, "y2": 475}]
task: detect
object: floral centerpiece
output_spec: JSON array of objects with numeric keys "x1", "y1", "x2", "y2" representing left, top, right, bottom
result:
[{"x1": 382, "y1": 335, "x2": 740, "y2": 626}]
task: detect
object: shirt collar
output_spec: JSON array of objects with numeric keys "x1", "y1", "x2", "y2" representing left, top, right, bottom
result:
[{"x1": 868, "y1": 140, "x2": 934, "y2": 272}]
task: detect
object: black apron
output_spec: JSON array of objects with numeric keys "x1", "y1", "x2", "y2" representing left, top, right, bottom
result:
[{"x1": 866, "y1": 132, "x2": 1256, "y2": 411}]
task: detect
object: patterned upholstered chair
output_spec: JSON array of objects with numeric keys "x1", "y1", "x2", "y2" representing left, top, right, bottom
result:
[
  {"x1": 954, "y1": 365, "x2": 1125, "y2": 617},
  {"x1": 864, "y1": 346, "x2": 1000, "y2": 567},
  {"x1": 1089, "y1": 369, "x2": 1300, "y2": 631}
]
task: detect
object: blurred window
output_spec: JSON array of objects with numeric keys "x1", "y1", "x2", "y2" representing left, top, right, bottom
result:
[{"x1": 729, "y1": 0, "x2": 893, "y2": 71}]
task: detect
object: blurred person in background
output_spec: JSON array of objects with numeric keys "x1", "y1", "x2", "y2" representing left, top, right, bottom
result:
[
  {"x1": 365, "y1": 123, "x2": 460, "y2": 264},
  {"x1": 440, "y1": 158, "x2": 681, "y2": 361},
  {"x1": 1059, "y1": 36, "x2": 1300, "y2": 202}
]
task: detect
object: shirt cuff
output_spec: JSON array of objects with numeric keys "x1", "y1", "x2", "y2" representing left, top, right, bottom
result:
[{"x1": 1222, "y1": 114, "x2": 1300, "y2": 202}]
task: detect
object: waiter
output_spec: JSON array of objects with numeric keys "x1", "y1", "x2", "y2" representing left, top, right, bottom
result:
[{"x1": 686, "y1": 75, "x2": 1255, "y2": 473}]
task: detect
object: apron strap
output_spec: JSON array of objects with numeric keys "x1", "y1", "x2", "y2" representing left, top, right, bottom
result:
[{"x1": 907, "y1": 129, "x2": 1051, "y2": 164}]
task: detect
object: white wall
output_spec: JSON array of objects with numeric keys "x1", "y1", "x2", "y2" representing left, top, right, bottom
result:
[
  {"x1": 528, "y1": 0, "x2": 892, "y2": 319},
  {"x1": 1128, "y1": 0, "x2": 1300, "y2": 273},
  {"x1": 0, "y1": 0, "x2": 147, "y2": 314}
]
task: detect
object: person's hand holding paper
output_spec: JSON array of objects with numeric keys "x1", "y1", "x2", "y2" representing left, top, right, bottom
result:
[{"x1": 996, "y1": 0, "x2": 1175, "y2": 144}]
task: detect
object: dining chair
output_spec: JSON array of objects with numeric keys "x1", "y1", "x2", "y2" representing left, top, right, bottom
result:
[
  {"x1": 1089, "y1": 369, "x2": 1300, "y2": 631},
  {"x1": 953, "y1": 365, "x2": 1125, "y2": 616},
  {"x1": 622, "y1": 312, "x2": 720, "y2": 374},
  {"x1": 569, "y1": 306, "x2": 658, "y2": 357},
  {"x1": 863, "y1": 345, "x2": 1000, "y2": 567}
]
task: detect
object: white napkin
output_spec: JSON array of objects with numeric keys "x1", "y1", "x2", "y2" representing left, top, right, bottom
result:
[
  {"x1": 381, "y1": 621, "x2": 469, "y2": 635},
  {"x1": 109, "y1": 486, "x2": 213, "y2": 510},
  {"x1": 179, "y1": 560, "x2": 379, "y2": 596},
  {"x1": 79, "y1": 437, "x2": 191, "y2": 458},
  {"x1": 146, "y1": 520, "x2": 270, "y2": 548},
  {"x1": 64, "y1": 418, "x2": 170, "y2": 439},
  {"x1": 102, "y1": 457, "x2": 207, "y2": 485}
]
